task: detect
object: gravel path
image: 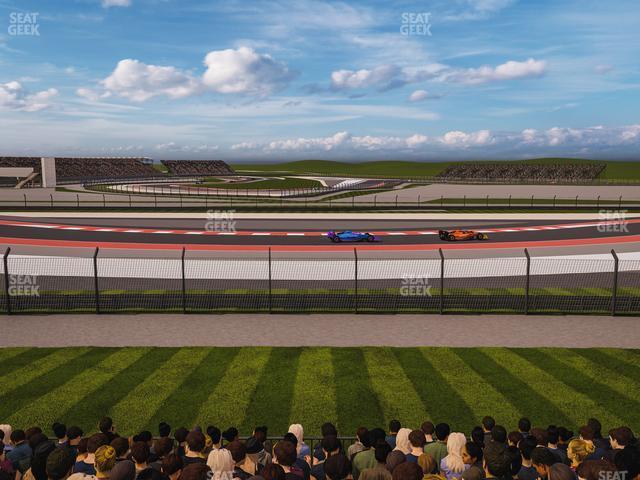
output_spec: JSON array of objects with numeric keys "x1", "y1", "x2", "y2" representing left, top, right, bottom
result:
[{"x1": 1, "y1": 314, "x2": 639, "y2": 348}]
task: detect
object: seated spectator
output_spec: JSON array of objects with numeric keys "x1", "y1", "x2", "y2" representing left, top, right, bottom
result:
[
  {"x1": 53, "y1": 424, "x2": 68, "y2": 448},
  {"x1": 386, "y1": 451, "x2": 406, "y2": 475},
  {"x1": 508, "y1": 432, "x2": 524, "y2": 448},
  {"x1": 440, "y1": 433, "x2": 469, "y2": 480},
  {"x1": 547, "y1": 427, "x2": 568, "y2": 465},
  {"x1": 394, "y1": 430, "x2": 412, "y2": 456},
  {"x1": 206, "y1": 446, "x2": 233, "y2": 480},
  {"x1": 360, "y1": 443, "x2": 392, "y2": 480},
  {"x1": 0, "y1": 427, "x2": 11, "y2": 455},
  {"x1": 490, "y1": 427, "x2": 507, "y2": 446},
  {"x1": 605, "y1": 427, "x2": 634, "y2": 464},
  {"x1": 314, "y1": 425, "x2": 339, "y2": 463},
  {"x1": 518, "y1": 420, "x2": 531, "y2": 440},
  {"x1": 421, "y1": 424, "x2": 435, "y2": 446},
  {"x1": 0, "y1": 441, "x2": 15, "y2": 480},
  {"x1": 387, "y1": 422, "x2": 401, "y2": 450},
  {"x1": 66, "y1": 428, "x2": 84, "y2": 459},
  {"x1": 586, "y1": 420, "x2": 609, "y2": 453},
  {"x1": 353, "y1": 432, "x2": 377, "y2": 480},
  {"x1": 417, "y1": 454, "x2": 437, "y2": 478},
  {"x1": 311, "y1": 435, "x2": 341, "y2": 480},
  {"x1": 180, "y1": 463, "x2": 211, "y2": 480},
  {"x1": 282, "y1": 434, "x2": 311, "y2": 480},
  {"x1": 288, "y1": 425, "x2": 310, "y2": 460},
  {"x1": 174, "y1": 428, "x2": 189, "y2": 459},
  {"x1": 74, "y1": 434, "x2": 109, "y2": 475},
  {"x1": 481, "y1": 419, "x2": 495, "y2": 447},
  {"x1": 392, "y1": 462, "x2": 423, "y2": 480},
  {"x1": 460, "y1": 442, "x2": 482, "y2": 480},
  {"x1": 76, "y1": 439, "x2": 89, "y2": 464},
  {"x1": 425, "y1": 425, "x2": 450, "y2": 474},
  {"x1": 158, "y1": 424, "x2": 171, "y2": 439},
  {"x1": 207, "y1": 428, "x2": 222, "y2": 451},
  {"x1": 349, "y1": 429, "x2": 369, "y2": 460},
  {"x1": 557, "y1": 429, "x2": 573, "y2": 456},
  {"x1": 227, "y1": 440, "x2": 253, "y2": 479},
  {"x1": 110, "y1": 438, "x2": 130, "y2": 463},
  {"x1": 46, "y1": 447, "x2": 75, "y2": 480},
  {"x1": 325, "y1": 454, "x2": 352, "y2": 480},
  {"x1": 470, "y1": 429, "x2": 484, "y2": 451},
  {"x1": 99, "y1": 418, "x2": 117, "y2": 444},
  {"x1": 567, "y1": 439, "x2": 595, "y2": 470},
  {"x1": 547, "y1": 463, "x2": 574, "y2": 480},
  {"x1": 246, "y1": 436, "x2": 270, "y2": 473},
  {"x1": 130, "y1": 442, "x2": 162, "y2": 480},
  {"x1": 7, "y1": 430, "x2": 31, "y2": 471},
  {"x1": 517, "y1": 437, "x2": 538, "y2": 480},
  {"x1": 614, "y1": 447, "x2": 640, "y2": 480},
  {"x1": 111, "y1": 460, "x2": 136, "y2": 480},
  {"x1": 575, "y1": 460, "x2": 617, "y2": 480},
  {"x1": 262, "y1": 463, "x2": 287, "y2": 480},
  {"x1": 579, "y1": 426, "x2": 605, "y2": 461},
  {"x1": 531, "y1": 447, "x2": 557, "y2": 479},
  {"x1": 26, "y1": 436, "x2": 56, "y2": 480},
  {"x1": 407, "y1": 431, "x2": 427, "y2": 464},
  {"x1": 530, "y1": 430, "x2": 548, "y2": 448},
  {"x1": 273, "y1": 441, "x2": 304, "y2": 480},
  {"x1": 150, "y1": 437, "x2": 173, "y2": 471},
  {"x1": 184, "y1": 431, "x2": 207, "y2": 466},
  {"x1": 482, "y1": 443, "x2": 510, "y2": 480},
  {"x1": 69, "y1": 444, "x2": 117, "y2": 480},
  {"x1": 223, "y1": 429, "x2": 239, "y2": 445}
]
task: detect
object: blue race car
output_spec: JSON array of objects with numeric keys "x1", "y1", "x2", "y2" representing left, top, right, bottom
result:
[{"x1": 327, "y1": 230, "x2": 376, "y2": 243}]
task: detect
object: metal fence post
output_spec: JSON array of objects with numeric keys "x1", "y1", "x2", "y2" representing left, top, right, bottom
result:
[
  {"x1": 3, "y1": 247, "x2": 11, "y2": 314},
  {"x1": 103, "y1": 194, "x2": 106, "y2": 208},
  {"x1": 354, "y1": 248, "x2": 358, "y2": 313},
  {"x1": 268, "y1": 247, "x2": 272, "y2": 313},
  {"x1": 439, "y1": 248, "x2": 444, "y2": 314},
  {"x1": 77, "y1": 194, "x2": 80, "y2": 209},
  {"x1": 23, "y1": 193, "x2": 27, "y2": 208},
  {"x1": 524, "y1": 248, "x2": 530, "y2": 314},
  {"x1": 93, "y1": 247, "x2": 100, "y2": 314},
  {"x1": 611, "y1": 249, "x2": 619, "y2": 316},
  {"x1": 50, "y1": 194, "x2": 53, "y2": 208},
  {"x1": 181, "y1": 247, "x2": 186, "y2": 314}
]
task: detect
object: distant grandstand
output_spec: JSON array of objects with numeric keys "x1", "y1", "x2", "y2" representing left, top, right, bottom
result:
[
  {"x1": 161, "y1": 159, "x2": 235, "y2": 176},
  {"x1": 437, "y1": 162, "x2": 606, "y2": 183}
]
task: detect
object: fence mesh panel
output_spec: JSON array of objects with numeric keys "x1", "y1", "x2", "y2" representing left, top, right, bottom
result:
[
  {"x1": 97, "y1": 257, "x2": 182, "y2": 311},
  {"x1": 529, "y1": 257, "x2": 614, "y2": 313},
  {"x1": 7, "y1": 255, "x2": 95, "y2": 312},
  {"x1": 0, "y1": 255, "x2": 6, "y2": 313},
  {"x1": 185, "y1": 257, "x2": 269, "y2": 312},
  {"x1": 618, "y1": 259, "x2": 640, "y2": 314}
]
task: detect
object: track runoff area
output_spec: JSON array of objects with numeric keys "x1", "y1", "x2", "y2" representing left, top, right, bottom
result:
[{"x1": 0, "y1": 213, "x2": 639, "y2": 255}]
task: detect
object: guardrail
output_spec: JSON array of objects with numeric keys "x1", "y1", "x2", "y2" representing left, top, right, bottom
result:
[{"x1": 2, "y1": 248, "x2": 638, "y2": 315}]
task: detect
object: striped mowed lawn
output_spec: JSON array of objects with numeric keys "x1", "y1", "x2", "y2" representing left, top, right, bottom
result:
[{"x1": 1, "y1": 347, "x2": 639, "y2": 436}]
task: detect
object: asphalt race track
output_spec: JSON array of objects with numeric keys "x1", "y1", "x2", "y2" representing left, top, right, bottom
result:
[{"x1": 0, "y1": 215, "x2": 639, "y2": 253}]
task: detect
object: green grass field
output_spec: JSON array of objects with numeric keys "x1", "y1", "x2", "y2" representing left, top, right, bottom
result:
[
  {"x1": 2, "y1": 347, "x2": 639, "y2": 436},
  {"x1": 231, "y1": 158, "x2": 640, "y2": 181}
]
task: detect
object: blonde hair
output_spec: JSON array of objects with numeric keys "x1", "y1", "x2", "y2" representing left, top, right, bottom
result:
[
  {"x1": 444, "y1": 432, "x2": 467, "y2": 473},
  {"x1": 418, "y1": 453, "x2": 437, "y2": 475},
  {"x1": 95, "y1": 445, "x2": 117, "y2": 474},
  {"x1": 567, "y1": 439, "x2": 595, "y2": 467}
]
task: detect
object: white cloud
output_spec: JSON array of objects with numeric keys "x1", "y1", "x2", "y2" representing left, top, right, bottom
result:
[
  {"x1": 331, "y1": 65, "x2": 402, "y2": 91},
  {"x1": 408, "y1": 90, "x2": 429, "y2": 102},
  {"x1": 440, "y1": 129, "x2": 494, "y2": 147},
  {"x1": 231, "y1": 142, "x2": 258, "y2": 150},
  {"x1": 202, "y1": 47, "x2": 293, "y2": 96},
  {"x1": 0, "y1": 81, "x2": 58, "y2": 112},
  {"x1": 101, "y1": 59, "x2": 200, "y2": 102},
  {"x1": 155, "y1": 142, "x2": 219, "y2": 153},
  {"x1": 442, "y1": 58, "x2": 547, "y2": 84},
  {"x1": 594, "y1": 64, "x2": 614, "y2": 75},
  {"x1": 620, "y1": 125, "x2": 640, "y2": 142},
  {"x1": 102, "y1": 0, "x2": 131, "y2": 7}
]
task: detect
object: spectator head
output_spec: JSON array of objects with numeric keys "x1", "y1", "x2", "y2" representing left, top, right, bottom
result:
[
  {"x1": 483, "y1": 442, "x2": 511, "y2": 478},
  {"x1": 518, "y1": 418, "x2": 532, "y2": 434},
  {"x1": 66, "y1": 426, "x2": 83, "y2": 442},
  {"x1": 159, "y1": 422, "x2": 171, "y2": 438},
  {"x1": 273, "y1": 441, "x2": 296, "y2": 467},
  {"x1": 99, "y1": 417, "x2": 114, "y2": 435},
  {"x1": 394, "y1": 429, "x2": 411, "y2": 454},
  {"x1": 548, "y1": 463, "x2": 577, "y2": 480},
  {"x1": 246, "y1": 436, "x2": 264, "y2": 455},
  {"x1": 288, "y1": 424, "x2": 305, "y2": 448},
  {"x1": 471, "y1": 427, "x2": 484, "y2": 447},
  {"x1": 283, "y1": 433, "x2": 298, "y2": 448},
  {"x1": 421, "y1": 422, "x2": 435, "y2": 437},
  {"x1": 253, "y1": 426, "x2": 268, "y2": 444},
  {"x1": 558, "y1": 427, "x2": 573, "y2": 444},
  {"x1": 386, "y1": 450, "x2": 406, "y2": 473},
  {"x1": 26, "y1": 426, "x2": 43, "y2": 440},
  {"x1": 227, "y1": 440, "x2": 247, "y2": 464},
  {"x1": 587, "y1": 419, "x2": 603, "y2": 439},
  {"x1": 222, "y1": 428, "x2": 238, "y2": 444},
  {"x1": 180, "y1": 463, "x2": 210, "y2": 480},
  {"x1": 207, "y1": 426, "x2": 222, "y2": 445},
  {"x1": 614, "y1": 447, "x2": 640, "y2": 480},
  {"x1": 356, "y1": 427, "x2": 369, "y2": 443},
  {"x1": 29, "y1": 432, "x2": 49, "y2": 452},
  {"x1": 531, "y1": 428, "x2": 549, "y2": 447},
  {"x1": 409, "y1": 430, "x2": 426, "y2": 449},
  {"x1": 568, "y1": 439, "x2": 595, "y2": 467},
  {"x1": 435, "y1": 423, "x2": 451, "y2": 442},
  {"x1": 321, "y1": 423, "x2": 337, "y2": 438},
  {"x1": 519, "y1": 437, "x2": 537, "y2": 461},
  {"x1": 508, "y1": 431, "x2": 524, "y2": 447},
  {"x1": 52, "y1": 423, "x2": 67, "y2": 440},
  {"x1": 370, "y1": 428, "x2": 387, "y2": 446},
  {"x1": 463, "y1": 442, "x2": 482, "y2": 465},
  {"x1": 0, "y1": 425, "x2": 11, "y2": 442},
  {"x1": 579, "y1": 426, "x2": 595, "y2": 442},
  {"x1": 110, "y1": 460, "x2": 136, "y2": 480},
  {"x1": 11, "y1": 429, "x2": 26, "y2": 445},
  {"x1": 136, "y1": 431, "x2": 153, "y2": 445},
  {"x1": 77, "y1": 438, "x2": 89, "y2": 456},
  {"x1": 389, "y1": 420, "x2": 401, "y2": 435},
  {"x1": 46, "y1": 445, "x2": 75, "y2": 480},
  {"x1": 322, "y1": 435, "x2": 341, "y2": 457},
  {"x1": 325, "y1": 453, "x2": 352, "y2": 480},
  {"x1": 110, "y1": 437, "x2": 130, "y2": 458},
  {"x1": 418, "y1": 453, "x2": 437, "y2": 475},
  {"x1": 186, "y1": 430, "x2": 206, "y2": 454},
  {"x1": 374, "y1": 443, "x2": 392, "y2": 464},
  {"x1": 491, "y1": 426, "x2": 507, "y2": 444},
  {"x1": 576, "y1": 460, "x2": 618, "y2": 480},
  {"x1": 174, "y1": 427, "x2": 189, "y2": 444},
  {"x1": 610, "y1": 427, "x2": 634, "y2": 449},
  {"x1": 531, "y1": 447, "x2": 556, "y2": 478},
  {"x1": 482, "y1": 417, "x2": 496, "y2": 433},
  {"x1": 31, "y1": 439, "x2": 56, "y2": 480},
  {"x1": 154, "y1": 437, "x2": 174, "y2": 458},
  {"x1": 161, "y1": 453, "x2": 183, "y2": 477},
  {"x1": 261, "y1": 463, "x2": 285, "y2": 480},
  {"x1": 130, "y1": 441, "x2": 150, "y2": 465},
  {"x1": 445, "y1": 433, "x2": 467, "y2": 474},
  {"x1": 392, "y1": 461, "x2": 423, "y2": 480},
  {"x1": 547, "y1": 426, "x2": 560, "y2": 446},
  {"x1": 87, "y1": 433, "x2": 109, "y2": 454},
  {"x1": 94, "y1": 445, "x2": 117, "y2": 475},
  {"x1": 506, "y1": 446, "x2": 523, "y2": 477}
]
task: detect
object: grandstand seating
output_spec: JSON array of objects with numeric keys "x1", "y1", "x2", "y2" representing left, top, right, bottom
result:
[
  {"x1": 437, "y1": 163, "x2": 606, "y2": 183},
  {"x1": 161, "y1": 160, "x2": 235, "y2": 176}
]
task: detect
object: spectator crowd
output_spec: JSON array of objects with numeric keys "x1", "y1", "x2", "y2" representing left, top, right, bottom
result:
[
  {"x1": 0, "y1": 416, "x2": 638, "y2": 480},
  {"x1": 436, "y1": 164, "x2": 606, "y2": 183},
  {"x1": 161, "y1": 161, "x2": 235, "y2": 177}
]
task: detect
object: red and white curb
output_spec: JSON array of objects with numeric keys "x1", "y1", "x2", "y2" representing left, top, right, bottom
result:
[{"x1": 0, "y1": 218, "x2": 638, "y2": 237}]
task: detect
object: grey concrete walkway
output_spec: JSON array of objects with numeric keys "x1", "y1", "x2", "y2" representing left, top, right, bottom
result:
[{"x1": 1, "y1": 314, "x2": 638, "y2": 348}]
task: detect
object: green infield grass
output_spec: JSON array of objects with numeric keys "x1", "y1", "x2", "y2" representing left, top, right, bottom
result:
[{"x1": 1, "y1": 347, "x2": 639, "y2": 436}]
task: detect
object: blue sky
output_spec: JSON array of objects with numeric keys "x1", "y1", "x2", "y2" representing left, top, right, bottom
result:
[{"x1": 0, "y1": 0, "x2": 639, "y2": 161}]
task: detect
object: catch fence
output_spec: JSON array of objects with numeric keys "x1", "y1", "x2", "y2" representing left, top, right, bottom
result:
[{"x1": 1, "y1": 249, "x2": 638, "y2": 315}]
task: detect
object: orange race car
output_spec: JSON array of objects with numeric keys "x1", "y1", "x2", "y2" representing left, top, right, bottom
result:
[{"x1": 439, "y1": 229, "x2": 489, "y2": 241}]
